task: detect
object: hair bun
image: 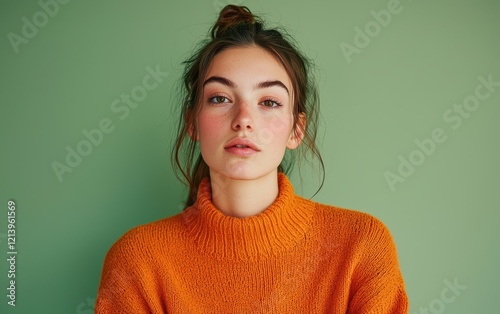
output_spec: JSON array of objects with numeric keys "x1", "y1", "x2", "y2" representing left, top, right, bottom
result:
[{"x1": 212, "y1": 5, "x2": 256, "y2": 38}]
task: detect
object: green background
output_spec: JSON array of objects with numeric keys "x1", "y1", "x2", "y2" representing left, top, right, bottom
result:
[{"x1": 1, "y1": 0, "x2": 499, "y2": 313}]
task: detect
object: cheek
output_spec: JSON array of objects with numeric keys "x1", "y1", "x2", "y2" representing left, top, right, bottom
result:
[
  {"x1": 261, "y1": 114, "x2": 294, "y2": 144},
  {"x1": 197, "y1": 111, "x2": 226, "y2": 141}
]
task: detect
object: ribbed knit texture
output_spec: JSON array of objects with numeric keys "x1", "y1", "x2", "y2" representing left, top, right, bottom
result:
[{"x1": 95, "y1": 173, "x2": 409, "y2": 313}]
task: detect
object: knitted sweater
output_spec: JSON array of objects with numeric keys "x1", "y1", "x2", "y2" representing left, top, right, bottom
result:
[{"x1": 95, "y1": 173, "x2": 409, "y2": 313}]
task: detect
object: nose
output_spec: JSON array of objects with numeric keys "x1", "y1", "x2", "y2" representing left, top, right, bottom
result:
[{"x1": 231, "y1": 102, "x2": 254, "y2": 131}]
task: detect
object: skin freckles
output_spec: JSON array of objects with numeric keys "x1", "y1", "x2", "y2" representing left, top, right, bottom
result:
[
  {"x1": 197, "y1": 45, "x2": 300, "y2": 181},
  {"x1": 190, "y1": 45, "x2": 305, "y2": 217}
]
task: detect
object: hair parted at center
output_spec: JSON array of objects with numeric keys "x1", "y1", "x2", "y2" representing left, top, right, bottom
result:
[{"x1": 171, "y1": 4, "x2": 324, "y2": 207}]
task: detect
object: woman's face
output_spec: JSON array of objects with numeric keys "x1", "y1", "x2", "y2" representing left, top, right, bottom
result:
[{"x1": 194, "y1": 45, "x2": 303, "y2": 181}]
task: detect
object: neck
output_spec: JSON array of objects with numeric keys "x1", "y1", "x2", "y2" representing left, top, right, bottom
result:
[{"x1": 208, "y1": 170, "x2": 279, "y2": 218}]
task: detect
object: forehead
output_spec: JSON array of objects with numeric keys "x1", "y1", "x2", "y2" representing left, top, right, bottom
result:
[{"x1": 204, "y1": 46, "x2": 292, "y2": 90}]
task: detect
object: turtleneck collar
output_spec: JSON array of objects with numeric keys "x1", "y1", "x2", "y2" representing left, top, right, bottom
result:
[{"x1": 181, "y1": 173, "x2": 314, "y2": 260}]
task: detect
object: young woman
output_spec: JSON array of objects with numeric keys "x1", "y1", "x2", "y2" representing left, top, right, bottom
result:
[{"x1": 96, "y1": 5, "x2": 409, "y2": 313}]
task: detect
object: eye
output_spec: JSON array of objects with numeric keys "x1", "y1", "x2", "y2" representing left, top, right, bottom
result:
[
  {"x1": 208, "y1": 95, "x2": 230, "y2": 104},
  {"x1": 260, "y1": 98, "x2": 282, "y2": 108}
]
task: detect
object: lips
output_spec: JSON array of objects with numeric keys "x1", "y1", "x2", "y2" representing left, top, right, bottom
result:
[{"x1": 224, "y1": 138, "x2": 260, "y2": 156}]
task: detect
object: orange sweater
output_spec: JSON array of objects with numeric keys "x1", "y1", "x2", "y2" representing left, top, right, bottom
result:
[{"x1": 96, "y1": 173, "x2": 409, "y2": 313}]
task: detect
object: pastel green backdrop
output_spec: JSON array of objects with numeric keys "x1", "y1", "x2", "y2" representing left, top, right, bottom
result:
[{"x1": 1, "y1": 0, "x2": 499, "y2": 313}]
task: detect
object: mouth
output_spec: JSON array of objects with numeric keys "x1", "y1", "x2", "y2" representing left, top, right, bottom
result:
[{"x1": 224, "y1": 138, "x2": 260, "y2": 156}]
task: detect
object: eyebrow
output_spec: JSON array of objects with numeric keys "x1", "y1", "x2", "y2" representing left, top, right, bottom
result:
[{"x1": 202, "y1": 76, "x2": 289, "y2": 95}]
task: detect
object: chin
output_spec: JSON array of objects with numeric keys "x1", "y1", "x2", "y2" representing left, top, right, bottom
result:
[{"x1": 215, "y1": 168, "x2": 278, "y2": 182}]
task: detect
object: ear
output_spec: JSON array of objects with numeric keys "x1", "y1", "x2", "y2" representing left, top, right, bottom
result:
[
  {"x1": 188, "y1": 123, "x2": 198, "y2": 141},
  {"x1": 186, "y1": 109, "x2": 198, "y2": 141},
  {"x1": 287, "y1": 112, "x2": 305, "y2": 149}
]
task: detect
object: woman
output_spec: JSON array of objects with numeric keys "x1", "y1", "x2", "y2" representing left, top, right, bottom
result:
[{"x1": 96, "y1": 5, "x2": 409, "y2": 313}]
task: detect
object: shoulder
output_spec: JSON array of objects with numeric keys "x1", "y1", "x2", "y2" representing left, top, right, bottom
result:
[
  {"x1": 103, "y1": 212, "x2": 187, "y2": 262},
  {"x1": 300, "y1": 197, "x2": 396, "y2": 244},
  {"x1": 303, "y1": 198, "x2": 403, "y2": 269},
  {"x1": 302, "y1": 197, "x2": 388, "y2": 227}
]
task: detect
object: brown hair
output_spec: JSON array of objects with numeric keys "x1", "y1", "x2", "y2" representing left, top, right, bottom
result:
[{"x1": 171, "y1": 5, "x2": 324, "y2": 207}]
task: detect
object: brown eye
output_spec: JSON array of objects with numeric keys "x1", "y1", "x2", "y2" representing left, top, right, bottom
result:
[
  {"x1": 261, "y1": 98, "x2": 282, "y2": 108},
  {"x1": 208, "y1": 95, "x2": 229, "y2": 104}
]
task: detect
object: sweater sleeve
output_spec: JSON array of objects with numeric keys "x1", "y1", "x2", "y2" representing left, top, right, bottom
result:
[
  {"x1": 347, "y1": 215, "x2": 409, "y2": 314},
  {"x1": 95, "y1": 229, "x2": 158, "y2": 314}
]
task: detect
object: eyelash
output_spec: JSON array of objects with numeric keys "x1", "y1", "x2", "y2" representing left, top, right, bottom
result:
[
  {"x1": 207, "y1": 95, "x2": 283, "y2": 108},
  {"x1": 207, "y1": 95, "x2": 230, "y2": 105},
  {"x1": 261, "y1": 98, "x2": 283, "y2": 108}
]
